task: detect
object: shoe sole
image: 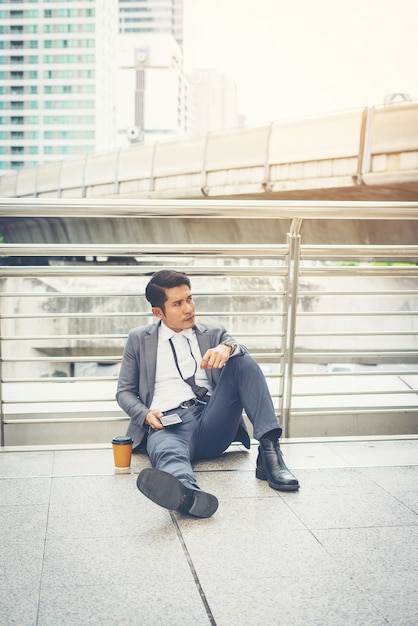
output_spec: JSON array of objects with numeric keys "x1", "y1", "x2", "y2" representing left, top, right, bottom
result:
[
  {"x1": 137, "y1": 468, "x2": 218, "y2": 518},
  {"x1": 256, "y1": 467, "x2": 300, "y2": 492}
]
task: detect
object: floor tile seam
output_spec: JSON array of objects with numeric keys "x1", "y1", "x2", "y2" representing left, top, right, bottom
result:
[
  {"x1": 198, "y1": 463, "x2": 418, "y2": 472},
  {"x1": 0, "y1": 472, "x2": 129, "y2": 480},
  {"x1": 169, "y1": 511, "x2": 216, "y2": 626},
  {"x1": 359, "y1": 469, "x2": 418, "y2": 513},
  {"x1": 0, "y1": 462, "x2": 418, "y2": 483},
  {"x1": 307, "y1": 522, "x2": 418, "y2": 533},
  {"x1": 322, "y1": 440, "x2": 359, "y2": 466},
  {"x1": 305, "y1": 533, "x2": 393, "y2": 624},
  {"x1": 35, "y1": 471, "x2": 53, "y2": 626},
  {"x1": 2, "y1": 462, "x2": 418, "y2": 480}
]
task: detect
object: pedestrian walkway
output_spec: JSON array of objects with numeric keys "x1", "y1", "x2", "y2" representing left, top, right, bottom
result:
[{"x1": 1, "y1": 437, "x2": 417, "y2": 626}]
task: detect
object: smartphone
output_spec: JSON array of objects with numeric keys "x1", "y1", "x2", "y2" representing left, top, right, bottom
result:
[{"x1": 160, "y1": 413, "x2": 183, "y2": 427}]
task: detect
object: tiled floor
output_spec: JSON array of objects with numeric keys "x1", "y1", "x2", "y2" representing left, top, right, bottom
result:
[{"x1": 1, "y1": 437, "x2": 418, "y2": 626}]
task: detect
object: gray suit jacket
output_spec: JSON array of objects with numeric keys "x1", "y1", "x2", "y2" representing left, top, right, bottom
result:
[{"x1": 116, "y1": 320, "x2": 249, "y2": 449}]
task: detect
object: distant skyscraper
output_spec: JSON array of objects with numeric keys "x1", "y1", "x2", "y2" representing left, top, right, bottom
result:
[
  {"x1": 187, "y1": 69, "x2": 240, "y2": 133},
  {"x1": 0, "y1": 0, "x2": 117, "y2": 174},
  {"x1": 118, "y1": 0, "x2": 183, "y2": 48}
]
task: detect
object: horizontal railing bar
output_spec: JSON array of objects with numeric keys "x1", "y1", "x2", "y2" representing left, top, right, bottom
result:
[
  {"x1": 297, "y1": 311, "x2": 418, "y2": 316},
  {"x1": 295, "y1": 351, "x2": 418, "y2": 357},
  {"x1": 0, "y1": 290, "x2": 287, "y2": 298},
  {"x1": 2, "y1": 376, "x2": 119, "y2": 383},
  {"x1": 0, "y1": 243, "x2": 289, "y2": 257},
  {"x1": 0, "y1": 351, "x2": 285, "y2": 363},
  {"x1": 3, "y1": 417, "x2": 127, "y2": 425},
  {"x1": 292, "y1": 389, "x2": 416, "y2": 397},
  {"x1": 1, "y1": 370, "x2": 414, "y2": 384},
  {"x1": 4, "y1": 398, "x2": 118, "y2": 404},
  {"x1": 296, "y1": 331, "x2": 417, "y2": 336},
  {"x1": 0, "y1": 311, "x2": 285, "y2": 320},
  {"x1": 1, "y1": 374, "x2": 283, "y2": 384},
  {"x1": 2, "y1": 243, "x2": 418, "y2": 258},
  {"x1": 5, "y1": 407, "x2": 417, "y2": 424},
  {"x1": 0, "y1": 265, "x2": 288, "y2": 277},
  {"x1": 300, "y1": 267, "x2": 418, "y2": 276},
  {"x1": 1, "y1": 334, "x2": 129, "y2": 341},
  {"x1": 2, "y1": 357, "x2": 122, "y2": 363},
  {"x1": 297, "y1": 290, "x2": 418, "y2": 296},
  {"x1": 301, "y1": 245, "x2": 418, "y2": 257},
  {"x1": 4, "y1": 389, "x2": 415, "y2": 405},
  {"x1": 293, "y1": 368, "x2": 418, "y2": 378},
  {"x1": 1, "y1": 198, "x2": 418, "y2": 219},
  {"x1": 290, "y1": 408, "x2": 418, "y2": 416},
  {"x1": 6, "y1": 310, "x2": 414, "y2": 320},
  {"x1": 1, "y1": 266, "x2": 416, "y2": 279},
  {"x1": 1, "y1": 332, "x2": 285, "y2": 341}
]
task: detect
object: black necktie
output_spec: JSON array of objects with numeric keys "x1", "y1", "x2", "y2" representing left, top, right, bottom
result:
[{"x1": 169, "y1": 337, "x2": 210, "y2": 402}]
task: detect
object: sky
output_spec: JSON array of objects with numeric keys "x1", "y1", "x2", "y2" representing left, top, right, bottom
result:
[{"x1": 183, "y1": 0, "x2": 417, "y2": 125}]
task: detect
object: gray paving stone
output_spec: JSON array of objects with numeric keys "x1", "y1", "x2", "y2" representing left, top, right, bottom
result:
[
  {"x1": 0, "y1": 450, "x2": 54, "y2": 478},
  {"x1": 202, "y1": 575, "x2": 388, "y2": 626},
  {"x1": 180, "y1": 527, "x2": 340, "y2": 583},
  {"x1": 42, "y1": 533, "x2": 189, "y2": 588},
  {"x1": 285, "y1": 487, "x2": 418, "y2": 529},
  {"x1": 0, "y1": 537, "x2": 45, "y2": 590},
  {"x1": 37, "y1": 580, "x2": 211, "y2": 626},
  {"x1": 313, "y1": 526, "x2": 418, "y2": 575},
  {"x1": 1, "y1": 439, "x2": 417, "y2": 626},
  {"x1": 0, "y1": 504, "x2": 48, "y2": 540},
  {"x1": 0, "y1": 584, "x2": 40, "y2": 626},
  {"x1": 0, "y1": 477, "x2": 51, "y2": 506},
  {"x1": 52, "y1": 448, "x2": 115, "y2": 476},
  {"x1": 327, "y1": 439, "x2": 418, "y2": 467}
]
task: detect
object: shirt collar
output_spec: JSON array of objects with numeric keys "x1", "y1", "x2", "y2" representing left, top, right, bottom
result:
[{"x1": 159, "y1": 322, "x2": 194, "y2": 342}]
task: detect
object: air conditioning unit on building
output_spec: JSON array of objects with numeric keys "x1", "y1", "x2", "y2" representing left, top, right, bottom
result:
[
  {"x1": 126, "y1": 126, "x2": 141, "y2": 143},
  {"x1": 135, "y1": 49, "x2": 149, "y2": 66}
]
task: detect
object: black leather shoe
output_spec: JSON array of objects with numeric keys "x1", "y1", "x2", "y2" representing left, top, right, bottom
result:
[
  {"x1": 256, "y1": 438, "x2": 300, "y2": 491},
  {"x1": 136, "y1": 468, "x2": 219, "y2": 518}
]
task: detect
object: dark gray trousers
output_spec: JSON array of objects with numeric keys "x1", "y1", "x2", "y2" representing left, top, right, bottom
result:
[{"x1": 146, "y1": 353, "x2": 281, "y2": 488}]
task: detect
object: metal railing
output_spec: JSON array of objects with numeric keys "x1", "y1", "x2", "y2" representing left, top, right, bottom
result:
[{"x1": 1, "y1": 198, "x2": 417, "y2": 446}]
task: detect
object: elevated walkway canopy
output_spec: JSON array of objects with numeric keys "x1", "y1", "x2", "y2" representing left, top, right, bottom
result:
[{"x1": 0, "y1": 102, "x2": 417, "y2": 245}]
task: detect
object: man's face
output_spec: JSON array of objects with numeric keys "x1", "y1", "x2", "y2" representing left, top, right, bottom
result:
[{"x1": 152, "y1": 284, "x2": 196, "y2": 332}]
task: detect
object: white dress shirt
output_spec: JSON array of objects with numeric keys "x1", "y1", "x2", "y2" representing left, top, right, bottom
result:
[{"x1": 150, "y1": 323, "x2": 214, "y2": 412}]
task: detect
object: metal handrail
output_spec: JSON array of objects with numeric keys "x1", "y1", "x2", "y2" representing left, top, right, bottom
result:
[
  {"x1": 1, "y1": 197, "x2": 418, "y2": 218},
  {"x1": 1, "y1": 199, "x2": 417, "y2": 446}
]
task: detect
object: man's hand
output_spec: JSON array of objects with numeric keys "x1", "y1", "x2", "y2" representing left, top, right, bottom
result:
[
  {"x1": 145, "y1": 409, "x2": 164, "y2": 430},
  {"x1": 200, "y1": 344, "x2": 232, "y2": 370}
]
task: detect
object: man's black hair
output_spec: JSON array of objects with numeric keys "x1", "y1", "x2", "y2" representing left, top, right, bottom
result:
[{"x1": 145, "y1": 270, "x2": 191, "y2": 313}]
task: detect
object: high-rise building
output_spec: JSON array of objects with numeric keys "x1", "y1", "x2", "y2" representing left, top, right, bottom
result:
[
  {"x1": 115, "y1": 32, "x2": 188, "y2": 146},
  {"x1": 0, "y1": 0, "x2": 118, "y2": 174},
  {"x1": 118, "y1": 0, "x2": 183, "y2": 48},
  {"x1": 187, "y1": 69, "x2": 240, "y2": 134},
  {"x1": 116, "y1": 1, "x2": 187, "y2": 145}
]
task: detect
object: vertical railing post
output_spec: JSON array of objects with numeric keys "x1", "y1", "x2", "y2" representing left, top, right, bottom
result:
[{"x1": 281, "y1": 219, "x2": 302, "y2": 437}]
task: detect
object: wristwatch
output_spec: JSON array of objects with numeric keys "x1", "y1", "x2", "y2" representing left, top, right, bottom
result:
[{"x1": 222, "y1": 340, "x2": 238, "y2": 355}]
